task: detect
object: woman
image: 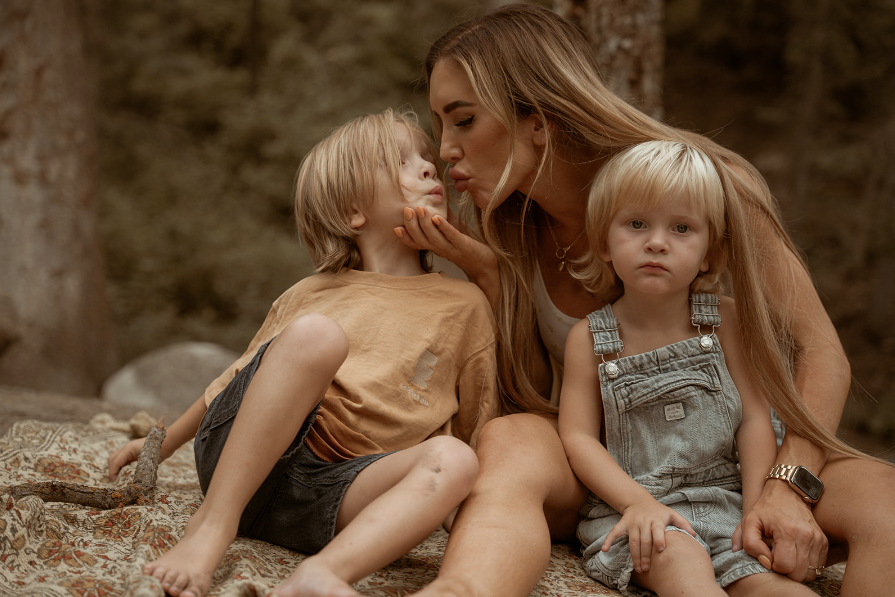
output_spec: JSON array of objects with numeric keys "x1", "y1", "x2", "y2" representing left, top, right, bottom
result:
[{"x1": 397, "y1": 4, "x2": 895, "y2": 597}]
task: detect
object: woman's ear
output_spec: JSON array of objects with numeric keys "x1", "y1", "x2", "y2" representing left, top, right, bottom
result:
[
  {"x1": 349, "y1": 205, "x2": 366, "y2": 229},
  {"x1": 530, "y1": 115, "x2": 551, "y2": 148}
]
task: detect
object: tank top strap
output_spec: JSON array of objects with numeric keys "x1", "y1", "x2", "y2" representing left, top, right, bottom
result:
[
  {"x1": 690, "y1": 293, "x2": 722, "y2": 328},
  {"x1": 586, "y1": 305, "x2": 624, "y2": 356}
]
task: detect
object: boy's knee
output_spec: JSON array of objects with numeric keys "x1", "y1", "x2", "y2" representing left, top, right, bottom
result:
[
  {"x1": 277, "y1": 313, "x2": 349, "y2": 364},
  {"x1": 423, "y1": 436, "x2": 479, "y2": 490}
]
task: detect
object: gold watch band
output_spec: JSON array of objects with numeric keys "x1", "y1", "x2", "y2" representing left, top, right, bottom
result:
[{"x1": 766, "y1": 464, "x2": 822, "y2": 504}]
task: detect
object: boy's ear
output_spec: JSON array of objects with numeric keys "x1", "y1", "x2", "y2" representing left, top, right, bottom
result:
[{"x1": 349, "y1": 205, "x2": 365, "y2": 229}]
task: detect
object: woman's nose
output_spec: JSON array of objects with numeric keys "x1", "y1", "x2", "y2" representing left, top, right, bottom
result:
[{"x1": 440, "y1": 136, "x2": 460, "y2": 163}]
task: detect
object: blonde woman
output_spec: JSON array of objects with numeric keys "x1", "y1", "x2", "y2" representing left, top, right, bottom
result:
[{"x1": 396, "y1": 4, "x2": 895, "y2": 596}]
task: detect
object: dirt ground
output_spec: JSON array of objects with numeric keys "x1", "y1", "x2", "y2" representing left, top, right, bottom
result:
[{"x1": 1, "y1": 383, "x2": 893, "y2": 464}]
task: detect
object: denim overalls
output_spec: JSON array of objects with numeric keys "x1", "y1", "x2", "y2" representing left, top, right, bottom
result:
[{"x1": 577, "y1": 294, "x2": 767, "y2": 595}]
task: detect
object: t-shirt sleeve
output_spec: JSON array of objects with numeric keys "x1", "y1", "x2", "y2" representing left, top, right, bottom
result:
[{"x1": 451, "y1": 338, "x2": 499, "y2": 449}]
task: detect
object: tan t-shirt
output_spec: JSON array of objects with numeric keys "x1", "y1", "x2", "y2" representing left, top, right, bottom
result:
[{"x1": 203, "y1": 269, "x2": 499, "y2": 462}]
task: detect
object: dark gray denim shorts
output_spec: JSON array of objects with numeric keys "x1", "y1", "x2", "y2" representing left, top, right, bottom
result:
[{"x1": 194, "y1": 338, "x2": 391, "y2": 554}]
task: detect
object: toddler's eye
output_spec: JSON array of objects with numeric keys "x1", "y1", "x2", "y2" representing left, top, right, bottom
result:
[
  {"x1": 675, "y1": 224, "x2": 690, "y2": 233},
  {"x1": 630, "y1": 220, "x2": 644, "y2": 230}
]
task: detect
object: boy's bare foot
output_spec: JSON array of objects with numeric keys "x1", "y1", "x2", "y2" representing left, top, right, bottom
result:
[
  {"x1": 271, "y1": 556, "x2": 360, "y2": 597},
  {"x1": 142, "y1": 515, "x2": 236, "y2": 597}
]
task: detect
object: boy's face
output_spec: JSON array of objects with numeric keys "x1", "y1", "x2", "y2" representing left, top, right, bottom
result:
[{"x1": 366, "y1": 124, "x2": 448, "y2": 230}]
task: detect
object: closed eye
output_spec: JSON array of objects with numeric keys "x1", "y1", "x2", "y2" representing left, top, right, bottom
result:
[{"x1": 457, "y1": 116, "x2": 474, "y2": 127}]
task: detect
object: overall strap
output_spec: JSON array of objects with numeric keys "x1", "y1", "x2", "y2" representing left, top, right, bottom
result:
[
  {"x1": 586, "y1": 307, "x2": 624, "y2": 356},
  {"x1": 690, "y1": 293, "x2": 722, "y2": 327}
]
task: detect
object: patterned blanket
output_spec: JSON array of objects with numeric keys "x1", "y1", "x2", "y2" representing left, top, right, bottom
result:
[{"x1": 0, "y1": 419, "x2": 844, "y2": 596}]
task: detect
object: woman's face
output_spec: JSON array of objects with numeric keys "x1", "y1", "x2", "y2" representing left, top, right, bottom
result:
[{"x1": 428, "y1": 60, "x2": 541, "y2": 209}]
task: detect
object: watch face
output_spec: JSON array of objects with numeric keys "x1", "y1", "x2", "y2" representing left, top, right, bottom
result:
[{"x1": 793, "y1": 467, "x2": 824, "y2": 501}]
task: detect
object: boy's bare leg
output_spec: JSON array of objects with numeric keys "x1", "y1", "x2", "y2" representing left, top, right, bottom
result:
[
  {"x1": 144, "y1": 314, "x2": 348, "y2": 597},
  {"x1": 271, "y1": 435, "x2": 479, "y2": 597}
]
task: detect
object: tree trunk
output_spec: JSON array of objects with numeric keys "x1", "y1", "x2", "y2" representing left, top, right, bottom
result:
[
  {"x1": 0, "y1": 0, "x2": 117, "y2": 395},
  {"x1": 554, "y1": 0, "x2": 665, "y2": 119}
]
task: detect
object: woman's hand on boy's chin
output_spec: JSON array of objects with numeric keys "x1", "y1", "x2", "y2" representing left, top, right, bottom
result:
[{"x1": 394, "y1": 206, "x2": 498, "y2": 283}]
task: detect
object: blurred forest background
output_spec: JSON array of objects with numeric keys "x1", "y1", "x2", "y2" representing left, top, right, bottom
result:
[{"x1": 4, "y1": 0, "x2": 894, "y2": 440}]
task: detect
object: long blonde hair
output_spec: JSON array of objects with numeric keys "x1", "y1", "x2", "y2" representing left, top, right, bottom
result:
[
  {"x1": 294, "y1": 107, "x2": 443, "y2": 273},
  {"x1": 426, "y1": 3, "x2": 871, "y2": 460}
]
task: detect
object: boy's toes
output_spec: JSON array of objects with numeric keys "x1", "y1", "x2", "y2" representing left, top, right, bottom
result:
[{"x1": 162, "y1": 570, "x2": 189, "y2": 595}]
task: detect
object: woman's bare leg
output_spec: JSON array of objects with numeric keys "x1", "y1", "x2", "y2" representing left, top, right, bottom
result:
[
  {"x1": 417, "y1": 413, "x2": 588, "y2": 597},
  {"x1": 813, "y1": 454, "x2": 895, "y2": 596},
  {"x1": 272, "y1": 436, "x2": 479, "y2": 597},
  {"x1": 144, "y1": 314, "x2": 348, "y2": 597}
]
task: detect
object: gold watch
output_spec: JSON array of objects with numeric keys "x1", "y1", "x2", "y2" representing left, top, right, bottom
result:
[{"x1": 766, "y1": 464, "x2": 824, "y2": 504}]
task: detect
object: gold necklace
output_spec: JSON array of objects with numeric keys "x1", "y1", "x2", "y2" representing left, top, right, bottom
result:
[{"x1": 545, "y1": 214, "x2": 585, "y2": 272}]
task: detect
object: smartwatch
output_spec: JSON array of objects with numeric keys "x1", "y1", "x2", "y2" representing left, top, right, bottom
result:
[{"x1": 766, "y1": 464, "x2": 824, "y2": 504}]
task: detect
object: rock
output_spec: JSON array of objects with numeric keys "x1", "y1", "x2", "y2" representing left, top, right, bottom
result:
[{"x1": 102, "y1": 342, "x2": 239, "y2": 418}]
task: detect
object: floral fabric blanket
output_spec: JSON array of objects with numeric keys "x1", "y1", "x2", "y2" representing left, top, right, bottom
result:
[{"x1": 0, "y1": 419, "x2": 844, "y2": 596}]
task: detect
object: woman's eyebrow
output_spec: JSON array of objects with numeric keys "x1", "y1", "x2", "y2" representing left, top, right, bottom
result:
[{"x1": 442, "y1": 100, "x2": 475, "y2": 114}]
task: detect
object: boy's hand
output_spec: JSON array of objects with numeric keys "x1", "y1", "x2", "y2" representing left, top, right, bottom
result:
[
  {"x1": 602, "y1": 499, "x2": 696, "y2": 574},
  {"x1": 108, "y1": 437, "x2": 146, "y2": 481}
]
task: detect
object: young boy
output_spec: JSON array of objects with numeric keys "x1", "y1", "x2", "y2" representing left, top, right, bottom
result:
[{"x1": 108, "y1": 108, "x2": 498, "y2": 597}]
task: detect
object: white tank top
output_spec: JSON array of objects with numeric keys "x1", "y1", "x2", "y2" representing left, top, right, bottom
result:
[{"x1": 533, "y1": 264, "x2": 580, "y2": 365}]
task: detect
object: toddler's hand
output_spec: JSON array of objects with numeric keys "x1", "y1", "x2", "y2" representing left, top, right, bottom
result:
[
  {"x1": 602, "y1": 499, "x2": 696, "y2": 574},
  {"x1": 107, "y1": 437, "x2": 146, "y2": 481}
]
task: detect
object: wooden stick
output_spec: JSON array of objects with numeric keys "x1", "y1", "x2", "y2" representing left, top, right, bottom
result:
[{"x1": 5, "y1": 419, "x2": 166, "y2": 509}]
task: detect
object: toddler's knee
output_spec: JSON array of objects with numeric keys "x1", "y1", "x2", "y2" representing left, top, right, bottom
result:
[{"x1": 278, "y1": 313, "x2": 349, "y2": 365}]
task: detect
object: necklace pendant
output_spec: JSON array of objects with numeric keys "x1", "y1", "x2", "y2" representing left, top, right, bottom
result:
[{"x1": 557, "y1": 261, "x2": 565, "y2": 272}]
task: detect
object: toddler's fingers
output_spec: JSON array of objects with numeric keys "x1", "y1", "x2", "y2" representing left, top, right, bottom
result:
[
  {"x1": 637, "y1": 526, "x2": 654, "y2": 572},
  {"x1": 652, "y1": 520, "x2": 667, "y2": 554},
  {"x1": 602, "y1": 522, "x2": 627, "y2": 552},
  {"x1": 670, "y1": 510, "x2": 696, "y2": 537}
]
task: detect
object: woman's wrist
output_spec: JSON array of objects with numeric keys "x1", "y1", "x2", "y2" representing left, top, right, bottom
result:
[{"x1": 776, "y1": 431, "x2": 828, "y2": 476}]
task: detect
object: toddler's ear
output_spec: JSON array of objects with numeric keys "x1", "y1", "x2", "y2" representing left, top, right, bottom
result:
[{"x1": 349, "y1": 205, "x2": 365, "y2": 229}]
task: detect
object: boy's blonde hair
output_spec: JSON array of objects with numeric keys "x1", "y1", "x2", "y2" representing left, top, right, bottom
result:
[
  {"x1": 294, "y1": 108, "x2": 443, "y2": 273},
  {"x1": 573, "y1": 141, "x2": 728, "y2": 303}
]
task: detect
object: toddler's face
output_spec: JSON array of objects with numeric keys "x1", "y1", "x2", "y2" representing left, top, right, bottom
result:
[
  {"x1": 602, "y1": 193, "x2": 711, "y2": 297},
  {"x1": 369, "y1": 124, "x2": 448, "y2": 228}
]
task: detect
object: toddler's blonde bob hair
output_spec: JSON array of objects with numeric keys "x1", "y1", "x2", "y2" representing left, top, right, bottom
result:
[
  {"x1": 574, "y1": 140, "x2": 728, "y2": 303},
  {"x1": 294, "y1": 107, "x2": 443, "y2": 273}
]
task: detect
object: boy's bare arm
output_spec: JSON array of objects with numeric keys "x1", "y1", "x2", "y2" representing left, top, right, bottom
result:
[{"x1": 108, "y1": 395, "x2": 207, "y2": 480}]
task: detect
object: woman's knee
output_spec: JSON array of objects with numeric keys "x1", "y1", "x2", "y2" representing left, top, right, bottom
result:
[
  {"x1": 814, "y1": 456, "x2": 895, "y2": 553},
  {"x1": 272, "y1": 313, "x2": 349, "y2": 369}
]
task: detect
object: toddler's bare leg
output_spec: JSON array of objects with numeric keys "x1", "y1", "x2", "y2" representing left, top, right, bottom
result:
[
  {"x1": 272, "y1": 435, "x2": 479, "y2": 597},
  {"x1": 144, "y1": 314, "x2": 348, "y2": 597},
  {"x1": 725, "y1": 570, "x2": 817, "y2": 596},
  {"x1": 631, "y1": 531, "x2": 726, "y2": 596}
]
